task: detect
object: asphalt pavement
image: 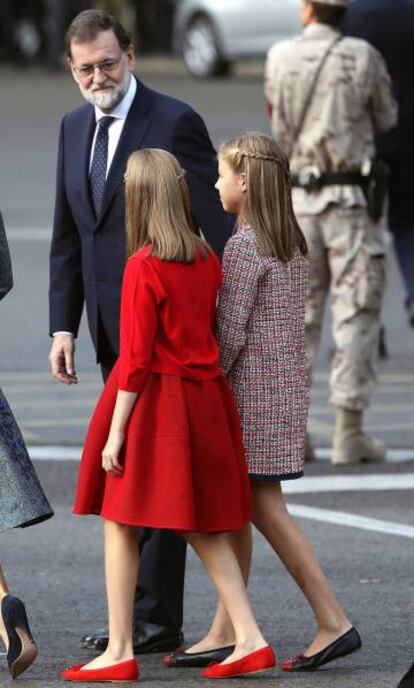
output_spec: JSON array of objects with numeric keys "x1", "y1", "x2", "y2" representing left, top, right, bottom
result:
[{"x1": 0, "y1": 61, "x2": 413, "y2": 688}]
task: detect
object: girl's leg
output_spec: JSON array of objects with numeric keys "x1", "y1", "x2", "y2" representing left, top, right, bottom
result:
[
  {"x1": 185, "y1": 531, "x2": 267, "y2": 664},
  {"x1": 252, "y1": 482, "x2": 351, "y2": 655},
  {"x1": 185, "y1": 524, "x2": 252, "y2": 653},
  {"x1": 0, "y1": 565, "x2": 10, "y2": 649},
  {"x1": 82, "y1": 520, "x2": 139, "y2": 670}
]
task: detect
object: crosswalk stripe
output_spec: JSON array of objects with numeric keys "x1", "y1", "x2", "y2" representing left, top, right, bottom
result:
[
  {"x1": 284, "y1": 473, "x2": 414, "y2": 493},
  {"x1": 315, "y1": 447, "x2": 414, "y2": 463},
  {"x1": 289, "y1": 504, "x2": 414, "y2": 539},
  {"x1": 28, "y1": 445, "x2": 414, "y2": 471}
]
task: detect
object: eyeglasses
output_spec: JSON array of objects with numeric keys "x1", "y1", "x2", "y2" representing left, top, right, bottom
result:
[{"x1": 71, "y1": 55, "x2": 124, "y2": 79}]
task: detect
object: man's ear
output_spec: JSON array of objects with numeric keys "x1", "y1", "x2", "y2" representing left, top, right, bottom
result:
[
  {"x1": 68, "y1": 58, "x2": 79, "y2": 83},
  {"x1": 127, "y1": 44, "x2": 136, "y2": 71}
]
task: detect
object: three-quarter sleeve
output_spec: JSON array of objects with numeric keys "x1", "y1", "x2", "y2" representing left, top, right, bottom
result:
[
  {"x1": 216, "y1": 232, "x2": 263, "y2": 376},
  {"x1": 118, "y1": 258, "x2": 160, "y2": 393}
]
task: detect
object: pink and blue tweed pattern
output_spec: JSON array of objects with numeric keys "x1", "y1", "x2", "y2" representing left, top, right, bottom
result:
[{"x1": 216, "y1": 225, "x2": 309, "y2": 480}]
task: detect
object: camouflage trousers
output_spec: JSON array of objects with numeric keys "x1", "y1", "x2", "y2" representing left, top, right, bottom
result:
[{"x1": 297, "y1": 205, "x2": 386, "y2": 411}]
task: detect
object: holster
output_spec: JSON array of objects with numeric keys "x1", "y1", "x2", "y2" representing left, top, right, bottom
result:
[{"x1": 361, "y1": 158, "x2": 390, "y2": 223}]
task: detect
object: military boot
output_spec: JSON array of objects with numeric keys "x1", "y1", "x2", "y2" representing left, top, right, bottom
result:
[{"x1": 332, "y1": 408, "x2": 386, "y2": 466}]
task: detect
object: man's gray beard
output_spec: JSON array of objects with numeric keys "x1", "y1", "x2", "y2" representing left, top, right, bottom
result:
[{"x1": 79, "y1": 70, "x2": 131, "y2": 112}]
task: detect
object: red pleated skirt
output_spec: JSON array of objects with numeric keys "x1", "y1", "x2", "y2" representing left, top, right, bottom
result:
[{"x1": 73, "y1": 361, "x2": 253, "y2": 532}]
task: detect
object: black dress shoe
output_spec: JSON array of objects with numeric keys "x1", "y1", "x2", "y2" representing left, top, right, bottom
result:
[
  {"x1": 163, "y1": 645, "x2": 235, "y2": 668},
  {"x1": 80, "y1": 628, "x2": 107, "y2": 650},
  {"x1": 398, "y1": 662, "x2": 414, "y2": 688},
  {"x1": 81, "y1": 622, "x2": 184, "y2": 654},
  {"x1": 281, "y1": 626, "x2": 361, "y2": 671}
]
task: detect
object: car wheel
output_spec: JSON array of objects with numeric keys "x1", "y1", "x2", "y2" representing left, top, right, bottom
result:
[{"x1": 182, "y1": 15, "x2": 231, "y2": 78}]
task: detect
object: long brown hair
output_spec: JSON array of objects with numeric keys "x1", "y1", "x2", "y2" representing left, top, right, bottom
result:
[
  {"x1": 219, "y1": 133, "x2": 307, "y2": 261},
  {"x1": 125, "y1": 149, "x2": 210, "y2": 263}
]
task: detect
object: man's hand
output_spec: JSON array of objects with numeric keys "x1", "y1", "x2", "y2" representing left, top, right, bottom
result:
[{"x1": 49, "y1": 333, "x2": 78, "y2": 384}]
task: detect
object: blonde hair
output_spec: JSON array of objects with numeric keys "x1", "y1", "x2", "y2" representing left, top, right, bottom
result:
[
  {"x1": 125, "y1": 148, "x2": 210, "y2": 262},
  {"x1": 219, "y1": 133, "x2": 307, "y2": 261}
]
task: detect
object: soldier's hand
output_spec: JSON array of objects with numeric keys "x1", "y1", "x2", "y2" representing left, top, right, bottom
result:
[{"x1": 49, "y1": 334, "x2": 78, "y2": 385}]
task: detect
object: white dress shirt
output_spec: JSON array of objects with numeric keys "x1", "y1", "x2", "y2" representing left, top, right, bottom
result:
[
  {"x1": 53, "y1": 75, "x2": 137, "y2": 338},
  {"x1": 89, "y1": 74, "x2": 137, "y2": 177}
]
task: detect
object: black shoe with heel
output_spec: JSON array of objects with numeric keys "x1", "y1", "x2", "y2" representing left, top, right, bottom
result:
[
  {"x1": 1, "y1": 594, "x2": 38, "y2": 678},
  {"x1": 398, "y1": 662, "x2": 414, "y2": 688}
]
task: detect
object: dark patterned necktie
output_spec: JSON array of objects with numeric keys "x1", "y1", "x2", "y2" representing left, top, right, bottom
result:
[{"x1": 90, "y1": 116, "x2": 114, "y2": 217}]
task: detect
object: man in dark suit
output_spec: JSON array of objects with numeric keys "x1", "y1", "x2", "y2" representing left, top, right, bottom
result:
[
  {"x1": 48, "y1": 9, "x2": 232, "y2": 654},
  {"x1": 345, "y1": 0, "x2": 414, "y2": 329},
  {"x1": 346, "y1": 10, "x2": 414, "y2": 684}
]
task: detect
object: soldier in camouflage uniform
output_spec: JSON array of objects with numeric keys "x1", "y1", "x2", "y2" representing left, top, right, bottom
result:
[{"x1": 265, "y1": 0, "x2": 398, "y2": 465}]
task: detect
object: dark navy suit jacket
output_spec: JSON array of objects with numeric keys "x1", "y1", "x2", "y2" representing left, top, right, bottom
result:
[
  {"x1": 345, "y1": 0, "x2": 414, "y2": 150},
  {"x1": 345, "y1": 0, "x2": 414, "y2": 227},
  {"x1": 49, "y1": 77, "x2": 233, "y2": 360}
]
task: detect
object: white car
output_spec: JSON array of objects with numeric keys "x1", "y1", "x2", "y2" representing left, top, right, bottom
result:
[{"x1": 173, "y1": 0, "x2": 300, "y2": 77}]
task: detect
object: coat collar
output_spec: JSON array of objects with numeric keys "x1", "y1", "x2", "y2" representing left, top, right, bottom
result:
[
  {"x1": 303, "y1": 23, "x2": 341, "y2": 40},
  {"x1": 78, "y1": 106, "x2": 97, "y2": 228}
]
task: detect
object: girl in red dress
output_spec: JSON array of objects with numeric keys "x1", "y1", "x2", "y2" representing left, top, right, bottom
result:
[{"x1": 61, "y1": 149, "x2": 275, "y2": 682}]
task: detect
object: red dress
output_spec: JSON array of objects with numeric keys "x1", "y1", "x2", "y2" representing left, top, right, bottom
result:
[{"x1": 73, "y1": 247, "x2": 252, "y2": 532}]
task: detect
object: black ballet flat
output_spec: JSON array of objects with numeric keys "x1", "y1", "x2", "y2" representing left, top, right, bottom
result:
[
  {"x1": 281, "y1": 626, "x2": 362, "y2": 672},
  {"x1": 1, "y1": 594, "x2": 38, "y2": 678},
  {"x1": 163, "y1": 644, "x2": 235, "y2": 668}
]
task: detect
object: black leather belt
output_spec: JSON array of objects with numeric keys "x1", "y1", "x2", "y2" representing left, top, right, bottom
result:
[{"x1": 292, "y1": 168, "x2": 366, "y2": 192}]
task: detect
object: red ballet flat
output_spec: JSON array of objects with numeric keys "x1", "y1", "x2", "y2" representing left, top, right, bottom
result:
[
  {"x1": 202, "y1": 645, "x2": 276, "y2": 679},
  {"x1": 60, "y1": 658, "x2": 139, "y2": 682}
]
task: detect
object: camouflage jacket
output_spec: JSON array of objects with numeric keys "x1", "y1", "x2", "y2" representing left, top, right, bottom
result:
[{"x1": 264, "y1": 23, "x2": 398, "y2": 214}]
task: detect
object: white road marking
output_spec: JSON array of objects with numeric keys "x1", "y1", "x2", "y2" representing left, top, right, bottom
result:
[
  {"x1": 28, "y1": 448, "x2": 414, "y2": 537},
  {"x1": 29, "y1": 446, "x2": 82, "y2": 461},
  {"x1": 289, "y1": 504, "x2": 414, "y2": 539},
  {"x1": 7, "y1": 228, "x2": 51, "y2": 240},
  {"x1": 284, "y1": 473, "x2": 414, "y2": 493},
  {"x1": 312, "y1": 372, "x2": 414, "y2": 384},
  {"x1": 28, "y1": 445, "x2": 414, "y2": 468},
  {"x1": 315, "y1": 447, "x2": 414, "y2": 463},
  {"x1": 11, "y1": 398, "x2": 97, "y2": 410},
  {"x1": 23, "y1": 418, "x2": 90, "y2": 428},
  {"x1": 2, "y1": 383, "x2": 101, "y2": 394}
]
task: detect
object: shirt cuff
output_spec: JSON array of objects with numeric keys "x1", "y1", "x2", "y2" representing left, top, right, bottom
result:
[{"x1": 53, "y1": 331, "x2": 75, "y2": 337}]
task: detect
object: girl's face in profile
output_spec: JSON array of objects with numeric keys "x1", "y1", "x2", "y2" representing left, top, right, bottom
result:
[{"x1": 215, "y1": 156, "x2": 246, "y2": 214}]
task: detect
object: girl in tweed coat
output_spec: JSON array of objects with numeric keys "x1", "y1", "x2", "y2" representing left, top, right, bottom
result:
[{"x1": 168, "y1": 134, "x2": 360, "y2": 673}]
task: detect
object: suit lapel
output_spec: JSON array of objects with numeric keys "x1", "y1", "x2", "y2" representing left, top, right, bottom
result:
[
  {"x1": 78, "y1": 106, "x2": 96, "y2": 227},
  {"x1": 96, "y1": 78, "x2": 153, "y2": 228}
]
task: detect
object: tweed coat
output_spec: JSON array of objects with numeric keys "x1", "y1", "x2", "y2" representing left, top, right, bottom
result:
[
  {"x1": 216, "y1": 225, "x2": 309, "y2": 480},
  {"x1": 0, "y1": 212, "x2": 53, "y2": 532}
]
